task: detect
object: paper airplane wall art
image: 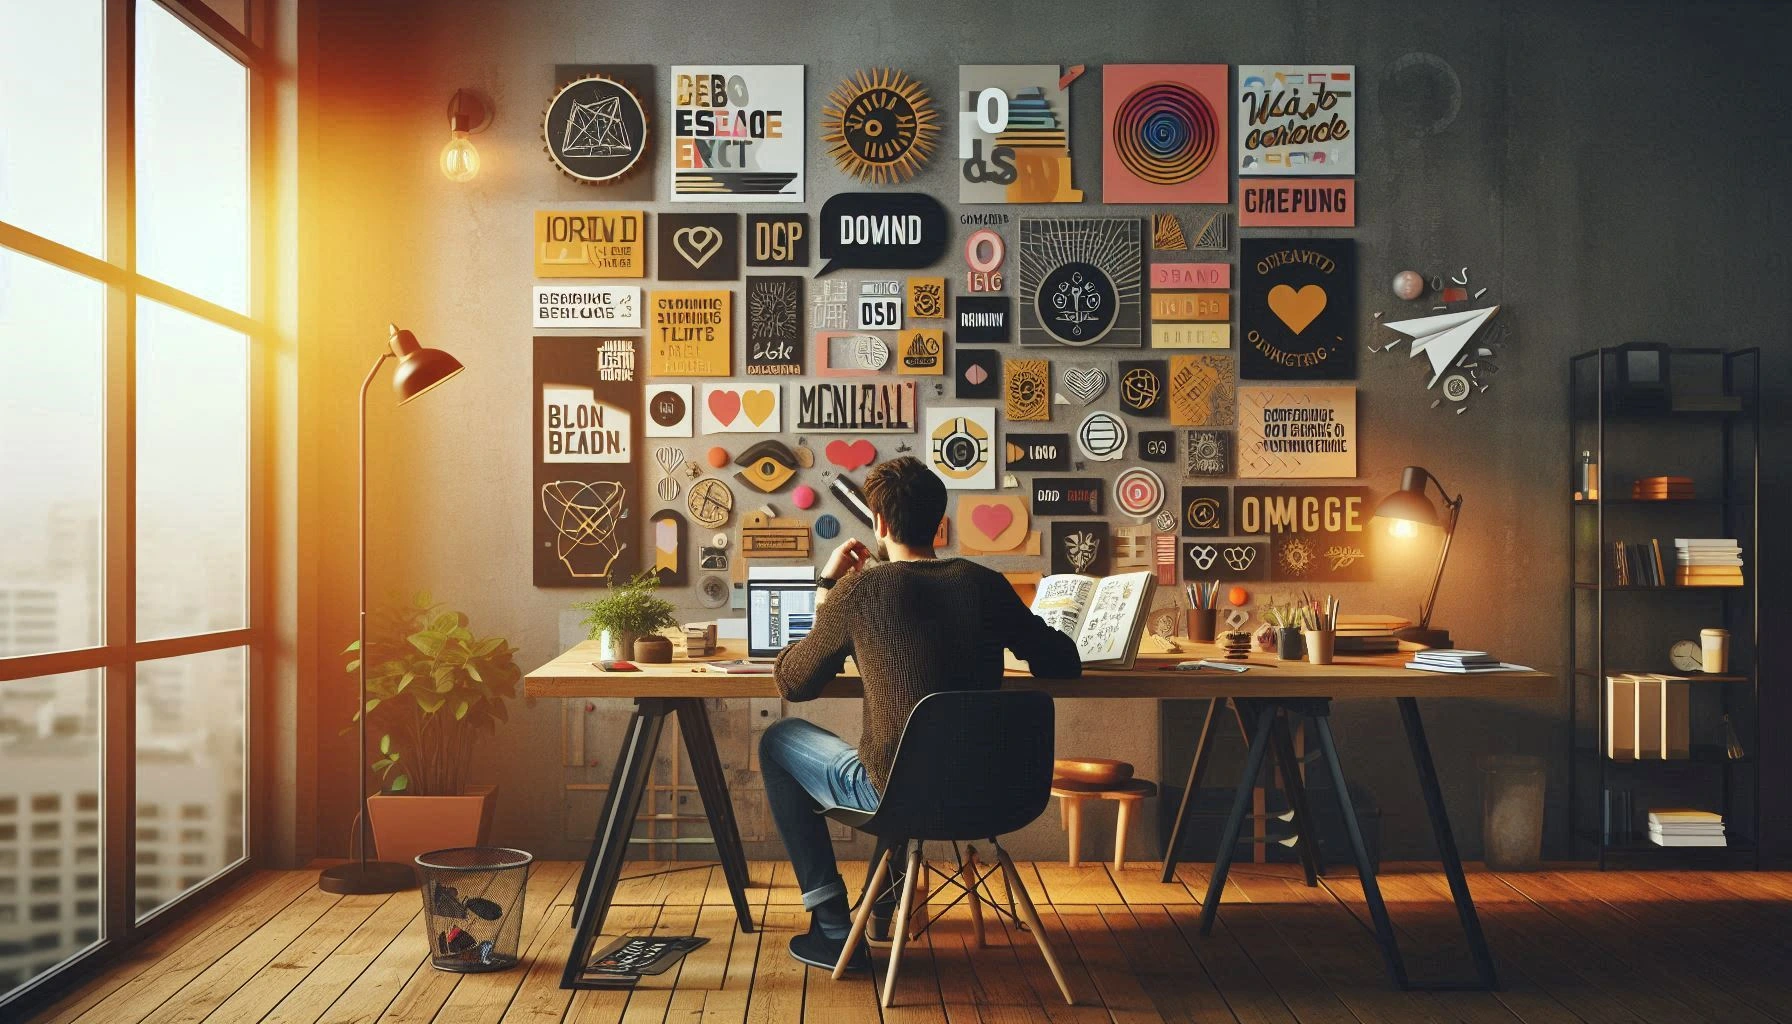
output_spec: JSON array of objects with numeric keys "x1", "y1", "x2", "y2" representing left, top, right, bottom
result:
[{"x1": 1383, "y1": 306, "x2": 1500, "y2": 386}]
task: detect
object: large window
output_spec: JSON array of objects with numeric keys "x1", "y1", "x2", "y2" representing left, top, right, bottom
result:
[{"x1": 0, "y1": 0, "x2": 263, "y2": 1008}]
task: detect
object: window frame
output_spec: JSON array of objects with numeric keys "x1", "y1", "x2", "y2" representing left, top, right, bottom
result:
[{"x1": 0, "y1": 0, "x2": 271, "y2": 1012}]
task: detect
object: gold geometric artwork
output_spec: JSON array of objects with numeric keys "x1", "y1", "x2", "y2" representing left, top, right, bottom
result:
[{"x1": 820, "y1": 68, "x2": 939, "y2": 185}]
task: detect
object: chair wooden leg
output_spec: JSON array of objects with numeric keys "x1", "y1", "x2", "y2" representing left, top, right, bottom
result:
[
  {"x1": 881, "y1": 845, "x2": 924, "y2": 1009},
  {"x1": 835, "y1": 848, "x2": 892, "y2": 980},
  {"x1": 995, "y1": 845, "x2": 1074, "y2": 1005},
  {"x1": 963, "y1": 845, "x2": 986, "y2": 948},
  {"x1": 1113, "y1": 799, "x2": 1132, "y2": 872},
  {"x1": 1065, "y1": 796, "x2": 1083, "y2": 867},
  {"x1": 1058, "y1": 795, "x2": 1067, "y2": 830}
]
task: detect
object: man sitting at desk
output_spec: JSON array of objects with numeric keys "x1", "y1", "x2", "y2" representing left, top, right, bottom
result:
[{"x1": 764, "y1": 455, "x2": 1081, "y2": 969}]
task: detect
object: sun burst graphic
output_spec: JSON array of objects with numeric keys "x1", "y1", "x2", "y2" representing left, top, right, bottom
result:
[{"x1": 820, "y1": 68, "x2": 939, "y2": 184}]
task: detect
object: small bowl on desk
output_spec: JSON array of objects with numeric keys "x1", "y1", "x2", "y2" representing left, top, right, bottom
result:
[
  {"x1": 632, "y1": 635, "x2": 673, "y2": 664},
  {"x1": 1053, "y1": 758, "x2": 1134, "y2": 789}
]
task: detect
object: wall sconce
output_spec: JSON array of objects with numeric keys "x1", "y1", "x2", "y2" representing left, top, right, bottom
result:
[{"x1": 440, "y1": 89, "x2": 492, "y2": 182}]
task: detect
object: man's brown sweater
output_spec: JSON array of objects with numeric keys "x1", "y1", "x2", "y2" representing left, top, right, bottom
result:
[{"x1": 773, "y1": 557, "x2": 1081, "y2": 791}]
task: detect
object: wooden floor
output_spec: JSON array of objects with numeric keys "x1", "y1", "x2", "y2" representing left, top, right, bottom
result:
[{"x1": 28, "y1": 858, "x2": 1792, "y2": 1024}]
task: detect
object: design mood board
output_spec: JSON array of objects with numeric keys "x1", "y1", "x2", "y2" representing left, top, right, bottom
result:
[{"x1": 531, "y1": 62, "x2": 1453, "y2": 611}]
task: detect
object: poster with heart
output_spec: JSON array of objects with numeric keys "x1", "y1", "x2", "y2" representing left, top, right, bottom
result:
[
  {"x1": 534, "y1": 337, "x2": 641, "y2": 586},
  {"x1": 957, "y1": 495, "x2": 1040, "y2": 556},
  {"x1": 823, "y1": 439, "x2": 877, "y2": 472},
  {"x1": 1182, "y1": 540, "x2": 1268, "y2": 582},
  {"x1": 1232, "y1": 485, "x2": 1373, "y2": 582},
  {"x1": 699, "y1": 384, "x2": 781, "y2": 434},
  {"x1": 649, "y1": 290, "x2": 731, "y2": 376},
  {"x1": 1018, "y1": 218, "x2": 1143, "y2": 348},
  {"x1": 1240, "y1": 237, "x2": 1356, "y2": 380},
  {"x1": 645, "y1": 383, "x2": 694, "y2": 437},
  {"x1": 926, "y1": 405, "x2": 997, "y2": 490},
  {"x1": 1101, "y1": 64, "x2": 1229, "y2": 204},
  {"x1": 745, "y1": 276, "x2": 803, "y2": 375},
  {"x1": 1236, "y1": 65, "x2": 1356, "y2": 177},
  {"x1": 1168, "y1": 354, "x2": 1236, "y2": 426},
  {"x1": 657, "y1": 213, "x2": 740, "y2": 280},
  {"x1": 958, "y1": 65, "x2": 1084, "y2": 204},
  {"x1": 1236, "y1": 386, "x2": 1357, "y2": 478},
  {"x1": 956, "y1": 349, "x2": 1001, "y2": 400},
  {"x1": 1051, "y1": 521, "x2": 1110, "y2": 576},
  {"x1": 670, "y1": 65, "x2": 804, "y2": 202}
]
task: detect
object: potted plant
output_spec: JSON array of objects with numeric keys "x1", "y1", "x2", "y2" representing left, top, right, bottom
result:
[
  {"x1": 345, "y1": 592, "x2": 520, "y2": 867},
  {"x1": 574, "y1": 570, "x2": 679, "y2": 662}
]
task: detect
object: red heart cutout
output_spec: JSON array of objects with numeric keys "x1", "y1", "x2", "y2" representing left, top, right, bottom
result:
[
  {"x1": 706, "y1": 389, "x2": 741, "y2": 426},
  {"x1": 970, "y1": 502, "x2": 1014, "y2": 542},
  {"x1": 824, "y1": 439, "x2": 877, "y2": 471}
]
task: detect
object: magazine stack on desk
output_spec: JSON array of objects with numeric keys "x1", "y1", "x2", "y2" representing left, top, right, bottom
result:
[{"x1": 1404, "y1": 649, "x2": 1532, "y2": 674}]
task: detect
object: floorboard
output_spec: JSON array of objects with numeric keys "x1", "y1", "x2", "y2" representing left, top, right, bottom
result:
[{"x1": 21, "y1": 862, "x2": 1792, "y2": 1024}]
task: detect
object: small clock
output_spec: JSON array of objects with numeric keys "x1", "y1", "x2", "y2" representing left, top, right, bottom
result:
[{"x1": 1670, "y1": 639, "x2": 1702, "y2": 672}]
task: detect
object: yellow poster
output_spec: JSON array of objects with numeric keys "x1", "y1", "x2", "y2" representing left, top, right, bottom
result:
[
  {"x1": 534, "y1": 210, "x2": 646, "y2": 278},
  {"x1": 650, "y1": 291, "x2": 732, "y2": 376}
]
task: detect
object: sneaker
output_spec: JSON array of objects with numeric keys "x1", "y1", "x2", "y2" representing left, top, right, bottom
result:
[{"x1": 788, "y1": 921, "x2": 871, "y2": 972}]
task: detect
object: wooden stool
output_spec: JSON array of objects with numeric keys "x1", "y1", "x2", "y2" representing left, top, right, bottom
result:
[{"x1": 1051, "y1": 778, "x2": 1159, "y2": 870}]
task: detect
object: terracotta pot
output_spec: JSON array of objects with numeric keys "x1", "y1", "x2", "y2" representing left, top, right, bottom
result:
[
  {"x1": 633, "y1": 634, "x2": 673, "y2": 664},
  {"x1": 368, "y1": 783, "x2": 497, "y2": 870}
]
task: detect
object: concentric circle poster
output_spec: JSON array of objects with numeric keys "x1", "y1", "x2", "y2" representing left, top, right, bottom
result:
[{"x1": 1102, "y1": 64, "x2": 1229, "y2": 204}]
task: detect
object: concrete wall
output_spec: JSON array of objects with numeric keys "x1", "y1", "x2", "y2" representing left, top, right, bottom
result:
[{"x1": 306, "y1": 0, "x2": 1792, "y2": 864}]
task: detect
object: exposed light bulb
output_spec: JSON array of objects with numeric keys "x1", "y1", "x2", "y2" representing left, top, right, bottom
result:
[
  {"x1": 440, "y1": 129, "x2": 479, "y2": 182},
  {"x1": 1389, "y1": 518, "x2": 1419, "y2": 539}
]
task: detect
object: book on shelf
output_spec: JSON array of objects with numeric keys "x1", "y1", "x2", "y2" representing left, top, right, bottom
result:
[
  {"x1": 1604, "y1": 674, "x2": 1692, "y2": 760},
  {"x1": 1611, "y1": 537, "x2": 1746, "y2": 587},
  {"x1": 1647, "y1": 807, "x2": 1726, "y2": 847},
  {"x1": 1631, "y1": 475, "x2": 1694, "y2": 500},
  {"x1": 1030, "y1": 570, "x2": 1158, "y2": 669}
]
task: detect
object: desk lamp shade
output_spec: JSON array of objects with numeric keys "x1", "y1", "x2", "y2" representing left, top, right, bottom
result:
[
  {"x1": 1372, "y1": 467, "x2": 1441, "y2": 527},
  {"x1": 388, "y1": 323, "x2": 465, "y2": 405},
  {"x1": 1371, "y1": 465, "x2": 1460, "y2": 649}
]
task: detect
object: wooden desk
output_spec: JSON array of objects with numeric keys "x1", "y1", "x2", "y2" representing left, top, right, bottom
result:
[{"x1": 527, "y1": 640, "x2": 1552, "y2": 990}]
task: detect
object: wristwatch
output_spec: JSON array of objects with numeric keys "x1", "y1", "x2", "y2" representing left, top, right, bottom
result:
[{"x1": 816, "y1": 576, "x2": 839, "y2": 590}]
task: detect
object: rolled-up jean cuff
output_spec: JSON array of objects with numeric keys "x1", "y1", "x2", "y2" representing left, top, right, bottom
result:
[{"x1": 801, "y1": 877, "x2": 846, "y2": 910}]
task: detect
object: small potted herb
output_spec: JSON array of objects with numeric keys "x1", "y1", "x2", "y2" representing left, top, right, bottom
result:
[{"x1": 575, "y1": 570, "x2": 679, "y2": 663}]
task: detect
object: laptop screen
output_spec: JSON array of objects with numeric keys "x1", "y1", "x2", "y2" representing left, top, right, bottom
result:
[{"x1": 747, "y1": 579, "x2": 818, "y2": 659}]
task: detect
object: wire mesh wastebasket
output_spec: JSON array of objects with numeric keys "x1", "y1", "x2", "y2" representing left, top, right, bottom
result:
[{"x1": 415, "y1": 847, "x2": 534, "y2": 972}]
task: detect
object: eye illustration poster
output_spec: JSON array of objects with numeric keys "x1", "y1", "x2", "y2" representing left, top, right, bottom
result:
[
  {"x1": 670, "y1": 65, "x2": 805, "y2": 202},
  {"x1": 1236, "y1": 65, "x2": 1355, "y2": 176},
  {"x1": 1101, "y1": 64, "x2": 1229, "y2": 204},
  {"x1": 958, "y1": 64, "x2": 1084, "y2": 204},
  {"x1": 534, "y1": 337, "x2": 641, "y2": 587},
  {"x1": 1240, "y1": 237, "x2": 1356, "y2": 380}
]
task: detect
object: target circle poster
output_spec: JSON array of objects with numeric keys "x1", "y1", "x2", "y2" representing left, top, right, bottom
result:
[{"x1": 1102, "y1": 64, "x2": 1229, "y2": 204}]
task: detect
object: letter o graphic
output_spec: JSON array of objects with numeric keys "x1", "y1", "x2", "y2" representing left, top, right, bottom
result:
[{"x1": 965, "y1": 228, "x2": 1005, "y2": 273}]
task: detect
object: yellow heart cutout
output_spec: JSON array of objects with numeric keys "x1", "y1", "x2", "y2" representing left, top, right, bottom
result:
[
  {"x1": 1267, "y1": 284, "x2": 1328, "y2": 334},
  {"x1": 742, "y1": 389, "x2": 777, "y2": 427}
]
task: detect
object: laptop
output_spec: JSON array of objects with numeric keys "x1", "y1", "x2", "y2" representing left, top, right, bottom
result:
[{"x1": 746, "y1": 567, "x2": 818, "y2": 662}]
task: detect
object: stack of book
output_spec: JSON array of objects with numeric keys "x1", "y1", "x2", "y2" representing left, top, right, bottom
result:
[
  {"x1": 1612, "y1": 538, "x2": 1668, "y2": 587},
  {"x1": 1674, "y1": 538, "x2": 1744, "y2": 587},
  {"x1": 1335, "y1": 613, "x2": 1409, "y2": 653},
  {"x1": 1647, "y1": 808, "x2": 1726, "y2": 848},
  {"x1": 1404, "y1": 650, "x2": 1530, "y2": 674},
  {"x1": 1631, "y1": 475, "x2": 1694, "y2": 500},
  {"x1": 1603, "y1": 673, "x2": 1691, "y2": 760}
]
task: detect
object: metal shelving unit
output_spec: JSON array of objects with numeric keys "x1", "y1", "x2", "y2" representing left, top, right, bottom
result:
[{"x1": 1568, "y1": 347, "x2": 1761, "y2": 869}]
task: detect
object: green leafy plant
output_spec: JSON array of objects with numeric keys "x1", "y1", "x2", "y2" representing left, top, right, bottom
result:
[
  {"x1": 344, "y1": 592, "x2": 520, "y2": 796},
  {"x1": 574, "y1": 570, "x2": 678, "y2": 645}
]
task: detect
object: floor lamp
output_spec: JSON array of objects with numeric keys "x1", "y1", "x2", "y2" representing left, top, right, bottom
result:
[{"x1": 319, "y1": 324, "x2": 465, "y2": 895}]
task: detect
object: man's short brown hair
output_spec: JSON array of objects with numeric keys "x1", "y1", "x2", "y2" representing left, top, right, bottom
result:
[{"x1": 863, "y1": 456, "x2": 947, "y2": 549}]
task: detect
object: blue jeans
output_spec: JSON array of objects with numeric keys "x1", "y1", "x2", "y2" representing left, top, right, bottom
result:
[{"x1": 759, "y1": 717, "x2": 881, "y2": 910}]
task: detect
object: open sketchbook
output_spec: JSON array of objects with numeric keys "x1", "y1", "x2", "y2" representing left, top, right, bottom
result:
[{"x1": 1029, "y1": 571, "x2": 1158, "y2": 669}]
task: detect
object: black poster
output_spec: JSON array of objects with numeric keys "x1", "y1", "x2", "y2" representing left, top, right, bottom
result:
[
  {"x1": 1117, "y1": 359, "x2": 1167, "y2": 417},
  {"x1": 534, "y1": 337, "x2": 642, "y2": 587},
  {"x1": 956, "y1": 348, "x2": 1001, "y2": 400},
  {"x1": 1240, "y1": 237, "x2": 1357, "y2": 380},
  {"x1": 747, "y1": 214, "x2": 810, "y2": 267},
  {"x1": 1032, "y1": 477, "x2": 1104, "y2": 517},
  {"x1": 1180, "y1": 486, "x2": 1229, "y2": 536},
  {"x1": 1051, "y1": 521, "x2": 1111, "y2": 576},
  {"x1": 1139, "y1": 430, "x2": 1175, "y2": 463},
  {"x1": 544, "y1": 65, "x2": 653, "y2": 188},
  {"x1": 1185, "y1": 429, "x2": 1231, "y2": 476},
  {"x1": 1182, "y1": 540, "x2": 1268, "y2": 582},
  {"x1": 1005, "y1": 433, "x2": 1070, "y2": 472},
  {"x1": 956, "y1": 296, "x2": 1011, "y2": 343},
  {"x1": 656, "y1": 212, "x2": 740, "y2": 280},
  {"x1": 745, "y1": 276, "x2": 803, "y2": 375}
]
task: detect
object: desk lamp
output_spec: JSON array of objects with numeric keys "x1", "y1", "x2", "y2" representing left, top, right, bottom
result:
[
  {"x1": 319, "y1": 325, "x2": 464, "y2": 895},
  {"x1": 1371, "y1": 466, "x2": 1463, "y2": 650}
]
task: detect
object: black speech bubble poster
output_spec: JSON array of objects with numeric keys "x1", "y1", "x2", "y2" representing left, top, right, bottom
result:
[
  {"x1": 1240, "y1": 237, "x2": 1356, "y2": 380},
  {"x1": 817, "y1": 192, "x2": 948, "y2": 276}
]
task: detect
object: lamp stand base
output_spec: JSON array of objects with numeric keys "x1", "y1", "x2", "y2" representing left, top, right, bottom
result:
[
  {"x1": 1394, "y1": 626, "x2": 1454, "y2": 650},
  {"x1": 319, "y1": 860, "x2": 416, "y2": 894}
]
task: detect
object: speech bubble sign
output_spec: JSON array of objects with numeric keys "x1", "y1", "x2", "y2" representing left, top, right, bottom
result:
[{"x1": 817, "y1": 192, "x2": 949, "y2": 277}]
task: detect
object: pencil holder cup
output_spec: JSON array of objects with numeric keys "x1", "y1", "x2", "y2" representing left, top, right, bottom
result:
[
  {"x1": 1304, "y1": 630, "x2": 1336, "y2": 665},
  {"x1": 1188, "y1": 609, "x2": 1217, "y2": 644},
  {"x1": 1277, "y1": 626, "x2": 1305, "y2": 661}
]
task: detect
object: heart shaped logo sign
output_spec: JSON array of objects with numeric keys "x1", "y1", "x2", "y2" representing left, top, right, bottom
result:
[
  {"x1": 824, "y1": 439, "x2": 877, "y2": 471},
  {"x1": 1063, "y1": 367, "x2": 1108, "y2": 404},
  {"x1": 706, "y1": 389, "x2": 741, "y2": 426},
  {"x1": 1267, "y1": 283, "x2": 1327, "y2": 334},
  {"x1": 674, "y1": 225, "x2": 723, "y2": 269},
  {"x1": 970, "y1": 502, "x2": 1014, "y2": 542},
  {"x1": 742, "y1": 389, "x2": 777, "y2": 427}
]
